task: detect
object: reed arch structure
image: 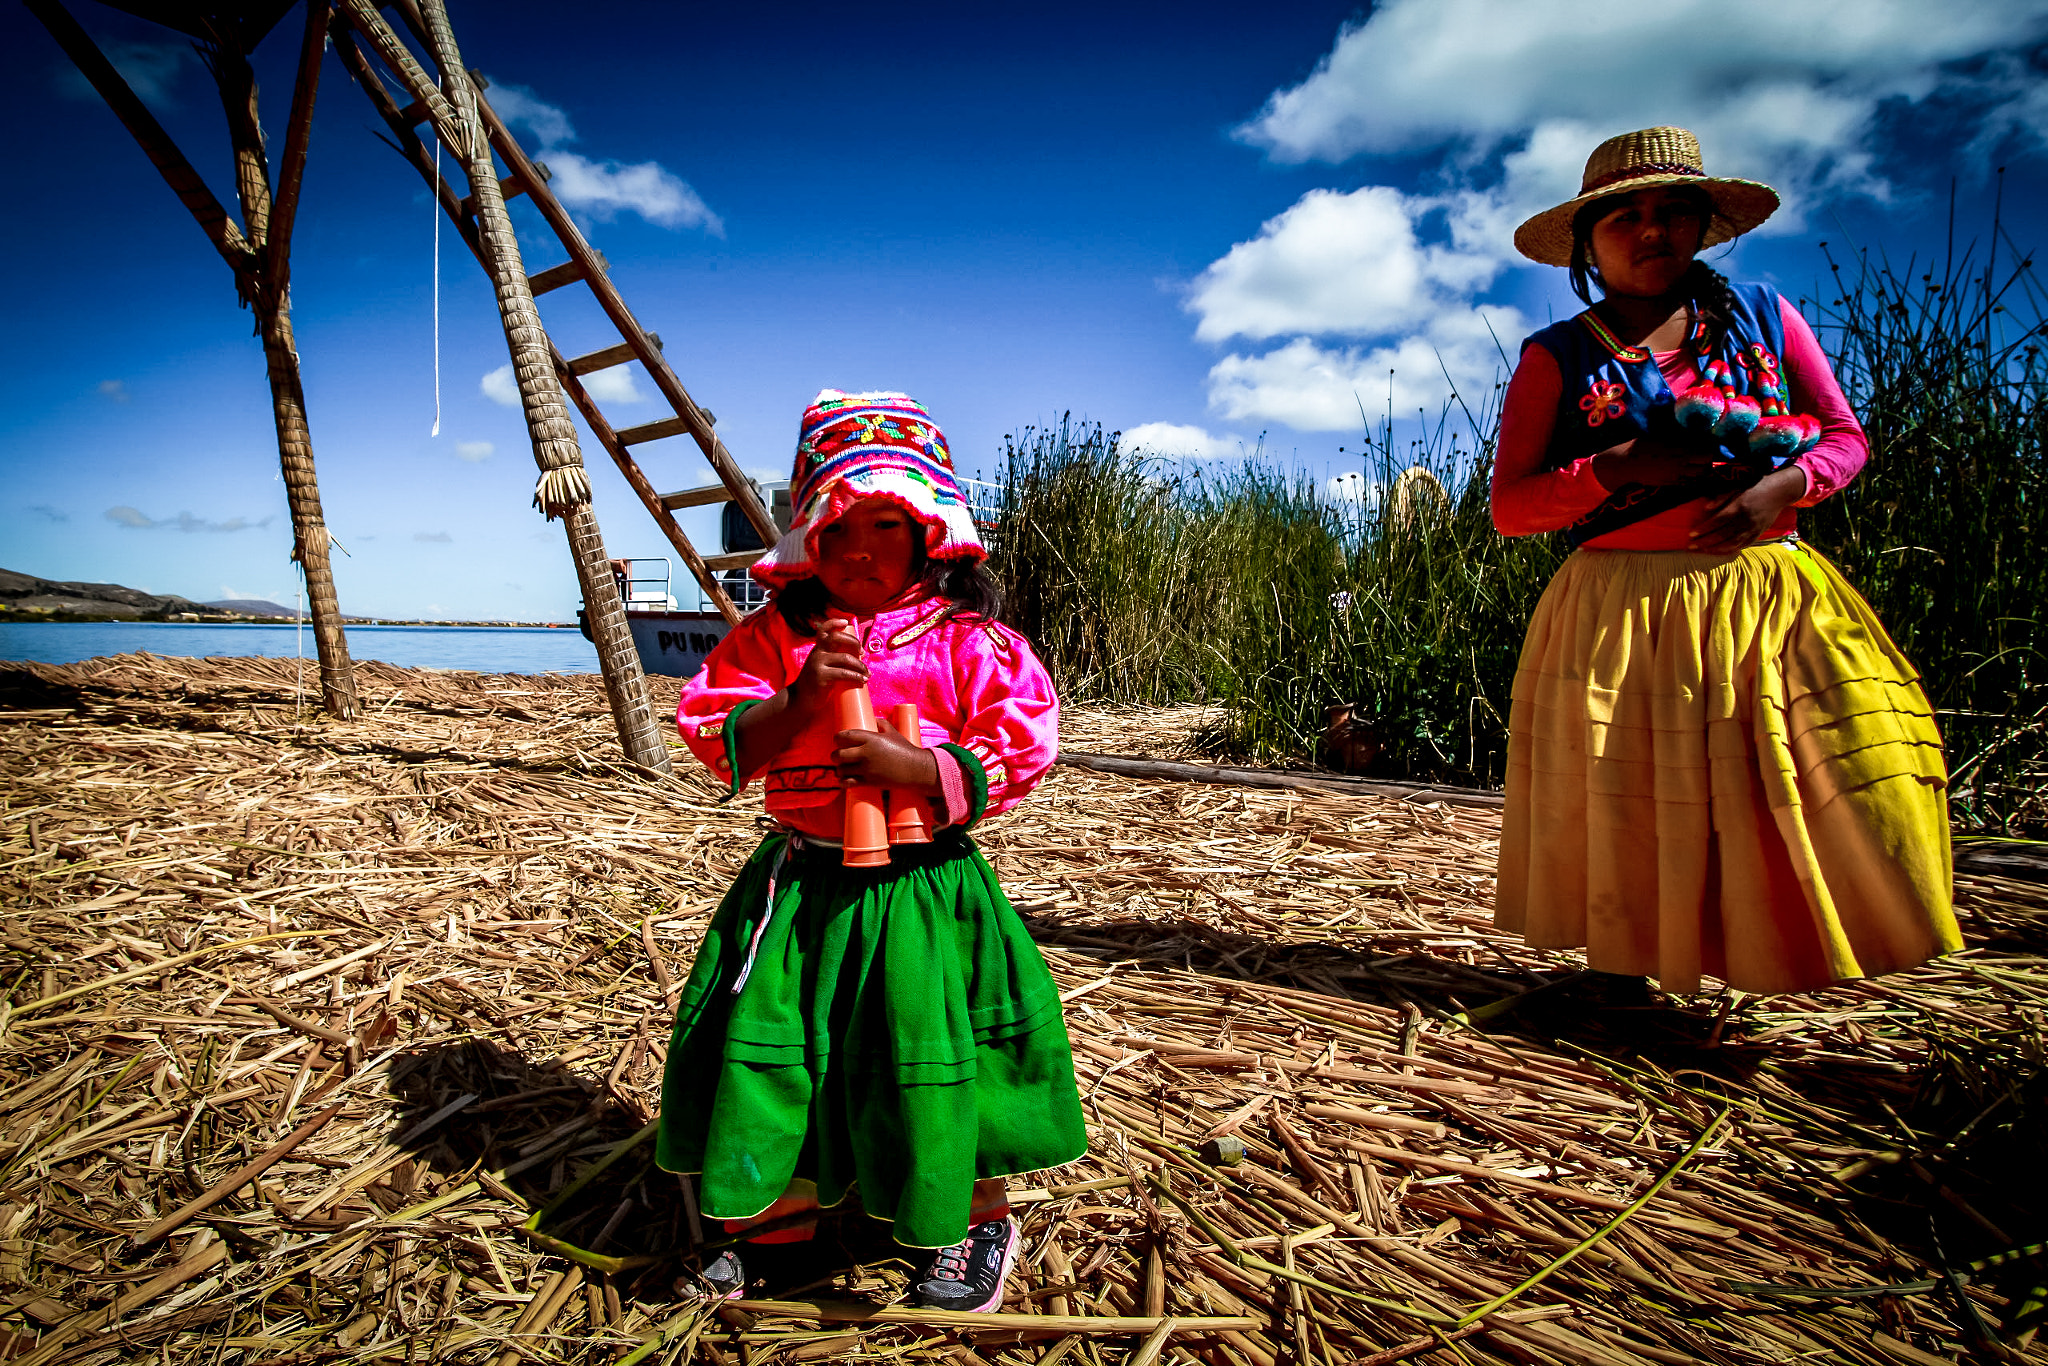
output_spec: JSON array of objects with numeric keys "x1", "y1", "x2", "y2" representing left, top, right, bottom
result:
[{"x1": 25, "y1": 0, "x2": 779, "y2": 775}]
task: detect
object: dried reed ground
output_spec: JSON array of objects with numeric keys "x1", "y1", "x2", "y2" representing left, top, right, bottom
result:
[{"x1": 1, "y1": 653, "x2": 2045, "y2": 1366}]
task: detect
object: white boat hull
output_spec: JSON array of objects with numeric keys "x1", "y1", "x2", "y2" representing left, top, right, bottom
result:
[
  {"x1": 627, "y1": 610, "x2": 736, "y2": 677},
  {"x1": 578, "y1": 609, "x2": 736, "y2": 677}
]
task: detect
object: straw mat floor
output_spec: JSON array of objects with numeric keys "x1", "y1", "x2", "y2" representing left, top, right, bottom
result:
[{"x1": 1, "y1": 653, "x2": 2044, "y2": 1365}]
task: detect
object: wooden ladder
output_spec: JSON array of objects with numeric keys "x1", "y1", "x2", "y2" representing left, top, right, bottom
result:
[{"x1": 331, "y1": 0, "x2": 775, "y2": 626}]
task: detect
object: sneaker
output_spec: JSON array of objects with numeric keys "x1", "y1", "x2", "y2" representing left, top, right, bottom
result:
[
  {"x1": 910, "y1": 1217, "x2": 1018, "y2": 1313},
  {"x1": 695, "y1": 1248, "x2": 746, "y2": 1300}
]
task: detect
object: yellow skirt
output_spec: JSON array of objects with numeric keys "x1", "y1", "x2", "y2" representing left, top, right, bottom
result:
[{"x1": 1495, "y1": 541, "x2": 1959, "y2": 995}]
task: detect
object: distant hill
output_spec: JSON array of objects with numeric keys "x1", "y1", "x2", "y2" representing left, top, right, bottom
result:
[
  {"x1": 203, "y1": 598, "x2": 304, "y2": 619},
  {"x1": 0, "y1": 567, "x2": 200, "y2": 619}
]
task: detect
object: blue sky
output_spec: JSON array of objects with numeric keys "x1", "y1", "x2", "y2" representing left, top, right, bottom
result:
[{"x1": 3, "y1": 0, "x2": 2044, "y2": 620}]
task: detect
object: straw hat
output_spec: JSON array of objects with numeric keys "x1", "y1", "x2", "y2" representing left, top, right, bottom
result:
[{"x1": 1513, "y1": 126, "x2": 1780, "y2": 267}]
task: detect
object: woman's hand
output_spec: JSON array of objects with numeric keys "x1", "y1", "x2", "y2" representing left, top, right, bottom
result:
[
  {"x1": 1690, "y1": 465, "x2": 1807, "y2": 552},
  {"x1": 785, "y1": 622, "x2": 867, "y2": 721},
  {"x1": 833, "y1": 721, "x2": 941, "y2": 792},
  {"x1": 1590, "y1": 435, "x2": 1716, "y2": 490}
]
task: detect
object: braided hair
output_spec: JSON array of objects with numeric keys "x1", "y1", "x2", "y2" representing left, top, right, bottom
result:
[{"x1": 1567, "y1": 187, "x2": 1738, "y2": 355}]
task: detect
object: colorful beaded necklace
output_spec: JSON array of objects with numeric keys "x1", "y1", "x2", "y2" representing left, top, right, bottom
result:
[{"x1": 1579, "y1": 306, "x2": 1708, "y2": 364}]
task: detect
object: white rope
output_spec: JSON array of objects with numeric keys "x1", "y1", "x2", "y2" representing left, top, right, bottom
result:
[
  {"x1": 294, "y1": 569, "x2": 306, "y2": 725},
  {"x1": 431, "y1": 128, "x2": 442, "y2": 438}
]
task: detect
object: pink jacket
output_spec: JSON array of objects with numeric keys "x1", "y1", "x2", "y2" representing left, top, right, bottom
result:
[{"x1": 676, "y1": 594, "x2": 1060, "y2": 838}]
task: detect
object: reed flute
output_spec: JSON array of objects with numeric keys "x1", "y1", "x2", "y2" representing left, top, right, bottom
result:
[{"x1": 827, "y1": 618, "x2": 935, "y2": 866}]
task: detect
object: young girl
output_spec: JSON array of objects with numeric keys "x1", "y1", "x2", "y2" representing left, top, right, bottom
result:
[
  {"x1": 1492, "y1": 127, "x2": 1960, "y2": 999},
  {"x1": 658, "y1": 389, "x2": 1087, "y2": 1310}
]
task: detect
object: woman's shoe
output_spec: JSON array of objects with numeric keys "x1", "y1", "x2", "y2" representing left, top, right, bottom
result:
[
  {"x1": 910, "y1": 1217, "x2": 1017, "y2": 1312},
  {"x1": 1570, "y1": 970, "x2": 1654, "y2": 1009}
]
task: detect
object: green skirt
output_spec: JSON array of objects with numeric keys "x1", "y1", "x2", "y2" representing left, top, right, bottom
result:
[{"x1": 655, "y1": 830, "x2": 1088, "y2": 1248}]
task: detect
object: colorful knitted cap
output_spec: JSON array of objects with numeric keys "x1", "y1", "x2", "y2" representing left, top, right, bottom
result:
[{"x1": 749, "y1": 389, "x2": 985, "y2": 589}]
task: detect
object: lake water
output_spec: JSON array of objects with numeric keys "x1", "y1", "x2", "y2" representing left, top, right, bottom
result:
[{"x1": 0, "y1": 622, "x2": 599, "y2": 675}]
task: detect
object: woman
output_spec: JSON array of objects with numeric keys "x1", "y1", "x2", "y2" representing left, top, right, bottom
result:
[{"x1": 1491, "y1": 126, "x2": 1959, "y2": 998}]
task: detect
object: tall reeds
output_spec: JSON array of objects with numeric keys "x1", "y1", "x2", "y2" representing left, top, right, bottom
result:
[
  {"x1": 994, "y1": 402, "x2": 1556, "y2": 788},
  {"x1": 993, "y1": 215, "x2": 2043, "y2": 831},
  {"x1": 1799, "y1": 210, "x2": 2045, "y2": 833}
]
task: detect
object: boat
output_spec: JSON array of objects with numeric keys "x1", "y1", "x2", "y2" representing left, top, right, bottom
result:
[{"x1": 578, "y1": 484, "x2": 787, "y2": 677}]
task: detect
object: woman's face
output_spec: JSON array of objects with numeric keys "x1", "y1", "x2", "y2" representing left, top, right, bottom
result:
[
  {"x1": 815, "y1": 499, "x2": 921, "y2": 615},
  {"x1": 1587, "y1": 188, "x2": 1707, "y2": 299}
]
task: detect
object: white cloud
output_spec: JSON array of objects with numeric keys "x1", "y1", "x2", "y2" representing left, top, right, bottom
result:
[
  {"x1": 545, "y1": 153, "x2": 724, "y2": 235},
  {"x1": 97, "y1": 379, "x2": 131, "y2": 404},
  {"x1": 415, "y1": 531, "x2": 454, "y2": 544},
  {"x1": 105, "y1": 507, "x2": 273, "y2": 533},
  {"x1": 1235, "y1": 0, "x2": 2048, "y2": 240},
  {"x1": 487, "y1": 82, "x2": 577, "y2": 147},
  {"x1": 58, "y1": 41, "x2": 188, "y2": 105},
  {"x1": 481, "y1": 365, "x2": 520, "y2": 407},
  {"x1": 1326, "y1": 472, "x2": 1375, "y2": 504},
  {"x1": 487, "y1": 362, "x2": 647, "y2": 410},
  {"x1": 581, "y1": 367, "x2": 647, "y2": 403},
  {"x1": 1120, "y1": 422, "x2": 1247, "y2": 460},
  {"x1": 1183, "y1": 0, "x2": 2048, "y2": 439},
  {"x1": 1240, "y1": 0, "x2": 2048, "y2": 169},
  {"x1": 455, "y1": 440, "x2": 495, "y2": 461},
  {"x1": 481, "y1": 79, "x2": 724, "y2": 235},
  {"x1": 1206, "y1": 306, "x2": 1522, "y2": 433},
  {"x1": 1189, "y1": 186, "x2": 1499, "y2": 344}
]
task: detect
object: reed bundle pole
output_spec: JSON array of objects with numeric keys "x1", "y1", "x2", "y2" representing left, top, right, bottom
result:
[
  {"x1": 337, "y1": 0, "x2": 670, "y2": 774},
  {"x1": 211, "y1": 7, "x2": 359, "y2": 720},
  {"x1": 23, "y1": 0, "x2": 360, "y2": 720}
]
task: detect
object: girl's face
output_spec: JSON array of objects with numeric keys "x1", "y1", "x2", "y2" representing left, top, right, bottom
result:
[
  {"x1": 815, "y1": 499, "x2": 921, "y2": 615},
  {"x1": 1587, "y1": 188, "x2": 1707, "y2": 299}
]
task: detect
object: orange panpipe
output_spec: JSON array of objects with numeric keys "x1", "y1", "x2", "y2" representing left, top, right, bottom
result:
[
  {"x1": 828, "y1": 615, "x2": 890, "y2": 867},
  {"x1": 886, "y1": 704, "x2": 934, "y2": 845}
]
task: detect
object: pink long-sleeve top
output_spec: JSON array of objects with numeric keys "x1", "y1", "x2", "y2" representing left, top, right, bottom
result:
[
  {"x1": 676, "y1": 593, "x2": 1060, "y2": 839},
  {"x1": 1491, "y1": 295, "x2": 1868, "y2": 548}
]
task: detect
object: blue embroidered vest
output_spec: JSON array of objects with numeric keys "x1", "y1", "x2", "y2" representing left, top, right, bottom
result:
[{"x1": 1522, "y1": 282, "x2": 1792, "y2": 544}]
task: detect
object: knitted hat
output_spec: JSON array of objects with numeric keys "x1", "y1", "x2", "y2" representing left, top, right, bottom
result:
[
  {"x1": 749, "y1": 389, "x2": 985, "y2": 589},
  {"x1": 1513, "y1": 126, "x2": 1780, "y2": 267}
]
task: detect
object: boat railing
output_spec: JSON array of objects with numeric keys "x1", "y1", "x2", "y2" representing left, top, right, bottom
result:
[
  {"x1": 612, "y1": 558, "x2": 678, "y2": 612},
  {"x1": 958, "y1": 477, "x2": 1005, "y2": 533},
  {"x1": 691, "y1": 568, "x2": 769, "y2": 615}
]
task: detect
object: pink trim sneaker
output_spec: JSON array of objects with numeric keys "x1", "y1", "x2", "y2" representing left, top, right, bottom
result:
[
  {"x1": 910, "y1": 1217, "x2": 1018, "y2": 1313},
  {"x1": 695, "y1": 1249, "x2": 746, "y2": 1300}
]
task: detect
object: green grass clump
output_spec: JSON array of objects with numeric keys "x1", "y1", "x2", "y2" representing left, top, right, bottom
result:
[{"x1": 993, "y1": 401, "x2": 1556, "y2": 789}]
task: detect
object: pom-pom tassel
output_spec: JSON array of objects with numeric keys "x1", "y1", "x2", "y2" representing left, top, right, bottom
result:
[
  {"x1": 1674, "y1": 383, "x2": 1728, "y2": 433},
  {"x1": 1713, "y1": 393, "x2": 1762, "y2": 443},
  {"x1": 1747, "y1": 414, "x2": 1805, "y2": 459},
  {"x1": 1793, "y1": 413, "x2": 1823, "y2": 455}
]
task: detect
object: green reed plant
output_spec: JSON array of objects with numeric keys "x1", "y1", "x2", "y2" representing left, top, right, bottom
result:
[
  {"x1": 992, "y1": 401, "x2": 1559, "y2": 787},
  {"x1": 1799, "y1": 216, "x2": 2046, "y2": 833},
  {"x1": 993, "y1": 417, "x2": 1203, "y2": 702},
  {"x1": 1310, "y1": 396, "x2": 1562, "y2": 786}
]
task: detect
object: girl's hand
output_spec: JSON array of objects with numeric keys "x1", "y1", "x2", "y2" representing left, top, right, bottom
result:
[
  {"x1": 1591, "y1": 435, "x2": 1716, "y2": 490},
  {"x1": 1690, "y1": 465, "x2": 1806, "y2": 552},
  {"x1": 833, "y1": 722, "x2": 941, "y2": 792},
  {"x1": 786, "y1": 623, "x2": 867, "y2": 720}
]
